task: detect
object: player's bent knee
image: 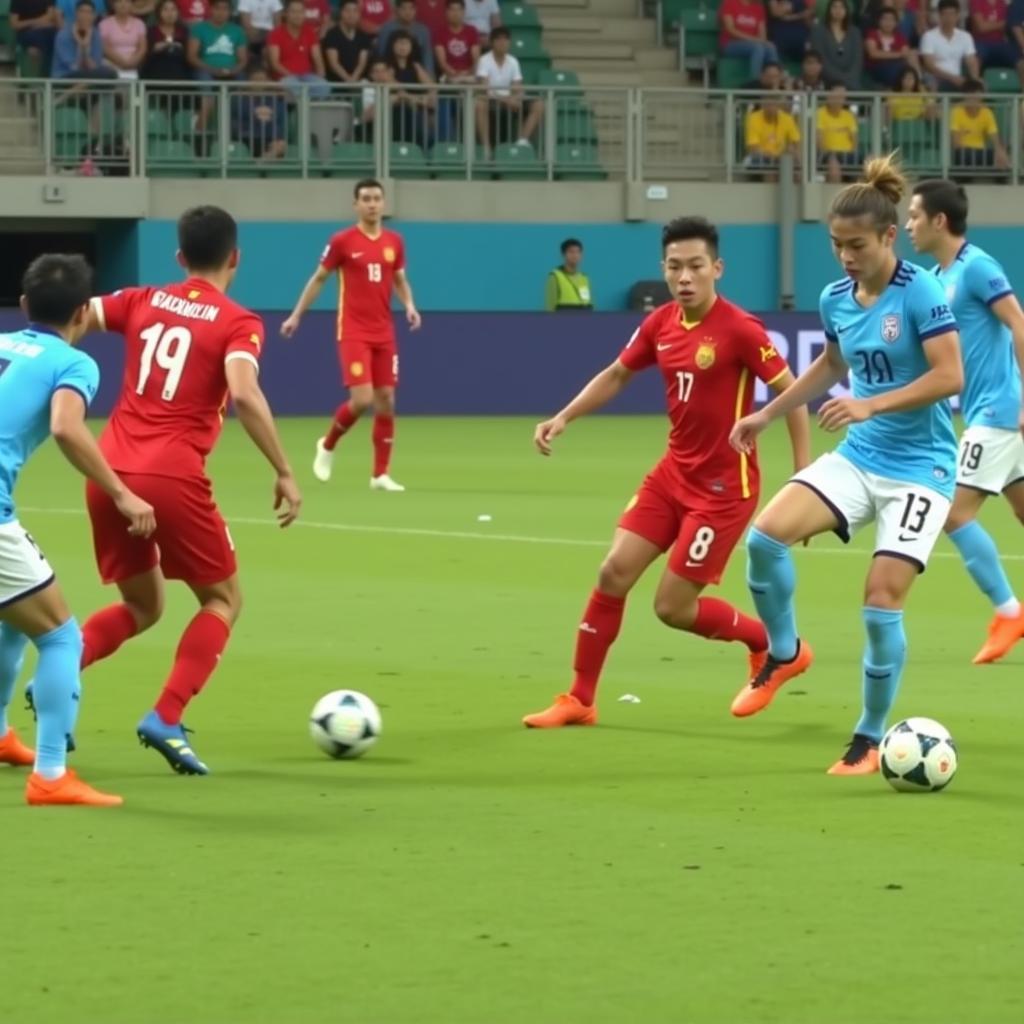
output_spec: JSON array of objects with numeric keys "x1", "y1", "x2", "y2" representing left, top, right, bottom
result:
[
  {"x1": 597, "y1": 557, "x2": 638, "y2": 596},
  {"x1": 653, "y1": 595, "x2": 697, "y2": 630}
]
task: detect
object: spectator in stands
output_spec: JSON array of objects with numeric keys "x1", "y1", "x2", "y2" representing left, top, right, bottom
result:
[
  {"x1": 865, "y1": 5, "x2": 921, "y2": 85},
  {"x1": 475, "y1": 26, "x2": 543, "y2": 154},
  {"x1": 377, "y1": 0, "x2": 434, "y2": 74},
  {"x1": 970, "y1": 1, "x2": 1024, "y2": 84},
  {"x1": 744, "y1": 58, "x2": 785, "y2": 90},
  {"x1": 10, "y1": 0, "x2": 58, "y2": 75},
  {"x1": 143, "y1": 0, "x2": 190, "y2": 99},
  {"x1": 767, "y1": 0, "x2": 814, "y2": 62},
  {"x1": 52, "y1": 0, "x2": 115, "y2": 78},
  {"x1": 416, "y1": 0, "x2": 448, "y2": 43},
  {"x1": 862, "y1": 1, "x2": 927, "y2": 42},
  {"x1": 743, "y1": 90, "x2": 800, "y2": 180},
  {"x1": 719, "y1": 0, "x2": 780, "y2": 81},
  {"x1": 177, "y1": 0, "x2": 209, "y2": 26},
  {"x1": 232, "y1": 65, "x2": 289, "y2": 159},
  {"x1": 1010, "y1": 0, "x2": 1024, "y2": 61},
  {"x1": 238, "y1": 0, "x2": 282, "y2": 59},
  {"x1": 950, "y1": 77, "x2": 1009, "y2": 171},
  {"x1": 358, "y1": 54, "x2": 397, "y2": 138},
  {"x1": 545, "y1": 239, "x2": 593, "y2": 311},
  {"x1": 794, "y1": 47, "x2": 828, "y2": 89},
  {"x1": 810, "y1": 0, "x2": 864, "y2": 89},
  {"x1": 267, "y1": 0, "x2": 330, "y2": 95},
  {"x1": 463, "y1": 0, "x2": 500, "y2": 47},
  {"x1": 886, "y1": 64, "x2": 937, "y2": 120},
  {"x1": 816, "y1": 81, "x2": 858, "y2": 181},
  {"x1": 323, "y1": 0, "x2": 372, "y2": 82},
  {"x1": 920, "y1": 0, "x2": 980, "y2": 88},
  {"x1": 388, "y1": 29, "x2": 435, "y2": 145},
  {"x1": 99, "y1": 0, "x2": 147, "y2": 78},
  {"x1": 189, "y1": 0, "x2": 247, "y2": 135},
  {"x1": 302, "y1": 0, "x2": 331, "y2": 36},
  {"x1": 360, "y1": 0, "x2": 392, "y2": 36},
  {"x1": 434, "y1": 0, "x2": 479, "y2": 83}
]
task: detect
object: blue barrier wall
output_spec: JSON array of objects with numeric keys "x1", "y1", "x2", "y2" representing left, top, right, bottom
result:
[{"x1": 0, "y1": 310, "x2": 831, "y2": 416}]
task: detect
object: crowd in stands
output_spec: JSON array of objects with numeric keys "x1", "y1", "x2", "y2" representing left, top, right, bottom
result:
[
  {"x1": 10, "y1": 0, "x2": 545, "y2": 162},
  {"x1": 721, "y1": 0, "x2": 1024, "y2": 182}
]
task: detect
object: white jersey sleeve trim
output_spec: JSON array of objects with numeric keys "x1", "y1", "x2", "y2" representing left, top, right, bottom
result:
[
  {"x1": 89, "y1": 296, "x2": 106, "y2": 331},
  {"x1": 224, "y1": 350, "x2": 260, "y2": 374}
]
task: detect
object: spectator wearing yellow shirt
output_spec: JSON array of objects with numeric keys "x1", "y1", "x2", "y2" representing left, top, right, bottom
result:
[
  {"x1": 816, "y1": 82, "x2": 858, "y2": 183},
  {"x1": 886, "y1": 67, "x2": 937, "y2": 124},
  {"x1": 743, "y1": 93, "x2": 800, "y2": 180},
  {"x1": 951, "y1": 79, "x2": 1009, "y2": 174}
]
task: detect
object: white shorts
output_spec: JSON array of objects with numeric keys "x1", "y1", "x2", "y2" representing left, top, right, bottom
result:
[
  {"x1": 0, "y1": 520, "x2": 55, "y2": 610},
  {"x1": 791, "y1": 452, "x2": 951, "y2": 572},
  {"x1": 956, "y1": 425, "x2": 1024, "y2": 495}
]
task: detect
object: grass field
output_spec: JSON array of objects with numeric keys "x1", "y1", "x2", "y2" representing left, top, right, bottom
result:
[{"x1": 5, "y1": 416, "x2": 1024, "y2": 1024}]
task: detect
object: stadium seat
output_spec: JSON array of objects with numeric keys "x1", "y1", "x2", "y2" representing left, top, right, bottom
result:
[
  {"x1": 983, "y1": 68, "x2": 1018, "y2": 94},
  {"x1": 492, "y1": 142, "x2": 546, "y2": 180},
  {"x1": 0, "y1": 0, "x2": 13, "y2": 61},
  {"x1": 389, "y1": 141, "x2": 429, "y2": 178},
  {"x1": 145, "y1": 107, "x2": 172, "y2": 141},
  {"x1": 679, "y1": 8, "x2": 717, "y2": 59},
  {"x1": 53, "y1": 106, "x2": 88, "y2": 139},
  {"x1": 501, "y1": 3, "x2": 540, "y2": 29},
  {"x1": 538, "y1": 68, "x2": 582, "y2": 96},
  {"x1": 323, "y1": 141, "x2": 375, "y2": 176},
  {"x1": 554, "y1": 143, "x2": 607, "y2": 180},
  {"x1": 510, "y1": 33, "x2": 546, "y2": 61},
  {"x1": 147, "y1": 138, "x2": 199, "y2": 176},
  {"x1": 662, "y1": 0, "x2": 706, "y2": 35},
  {"x1": 518, "y1": 57, "x2": 551, "y2": 85},
  {"x1": 715, "y1": 56, "x2": 748, "y2": 89},
  {"x1": 223, "y1": 140, "x2": 262, "y2": 177},
  {"x1": 555, "y1": 100, "x2": 597, "y2": 145}
]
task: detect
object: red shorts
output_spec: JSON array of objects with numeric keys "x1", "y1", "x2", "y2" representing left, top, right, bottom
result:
[
  {"x1": 86, "y1": 473, "x2": 236, "y2": 586},
  {"x1": 339, "y1": 339, "x2": 398, "y2": 388},
  {"x1": 618, "y1": 460, "x2": 757, "y2": 585}
]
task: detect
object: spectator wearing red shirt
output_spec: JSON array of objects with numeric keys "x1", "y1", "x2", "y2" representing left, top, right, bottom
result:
[
  {"x1": 302, "y1": 0, "x2": 330, "y2": 36},
  {"x1": 434, "y1": 0, "x2": 478, "y2": 81},
  {"x1": 360, "y1": 0, "x2": 391, "y2": 36},
  {"x1": 177, "y1": 0, "x2": 209, "y2": 24},
  {"x1": 970, "y1": 0, "x2": 1024, "y2": 77},
  {"x1": 719, "y1": 0, "x2": 779, "y2": 81},
  {"x1": 267, "y1": 0, "x2": 330, "y2": 95},
  {"x1": 865, "y1": 6, "x2": 921, "y2": 86},
  {"x1": 416, "y1": 0, "x2": 448, "y2": 42}
]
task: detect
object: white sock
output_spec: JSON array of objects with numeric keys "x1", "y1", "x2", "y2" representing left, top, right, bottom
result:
[
  {"x1": 995, "y1": 598, "x2": 1021, "y2": 618},
  {"x1": 35, "y1": 766, "x2": 66, "y2": 781}
]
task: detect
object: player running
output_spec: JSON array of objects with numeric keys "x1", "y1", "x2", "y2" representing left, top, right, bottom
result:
[
  {"x1": 522, "y1": 217, "x2": 810, "y2": 728},
  {"x1": 905, "y1": 179, "x2": 1024, "y2": 664},
  {"x1": 71, "y1": 206, "x2": 300, "y2": 775},
  {"x1": 281, "y1": 178, "x2": 422, "y2": 492},
  {"x1": 1, "y1": 255, "x2": 155, "y2": 806},
  {"x1": 729, "y1": 156, "x2": 963, "y2": 775}
]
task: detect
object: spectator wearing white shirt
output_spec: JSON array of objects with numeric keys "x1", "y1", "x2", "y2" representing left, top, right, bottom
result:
[
  {"x1": 238, "y1": 0, "x2": 282, "y2": 55},
  {"x1": 920, "y1": 0, "x2": 980, "y2": 90},
  {"x1": 474, "y1": 27, "x2": 544, "y2": 155},
  {"x1": 463, "y1": 0, "x2": 499, "y2": 45}
]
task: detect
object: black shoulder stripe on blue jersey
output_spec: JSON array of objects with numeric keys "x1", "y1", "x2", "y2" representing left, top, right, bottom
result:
[
  {"x1": 984, "y1": 290, "x2": 1013, "y2": 307},
  {"x1": 829, "y1": 280, "x2": 854, "y2": 295},
  {"x1": 919, "y1": 324, "x2": 954, "y2": 341}
]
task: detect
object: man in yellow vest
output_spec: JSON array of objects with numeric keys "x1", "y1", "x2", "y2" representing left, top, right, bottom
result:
[{"x1": 545, "y1": 238, "x2": 594, "y2": 311}]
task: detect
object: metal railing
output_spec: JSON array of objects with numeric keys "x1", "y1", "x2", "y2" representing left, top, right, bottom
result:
[{"x1": 1, "y1": 79, "x2": 1022, "y2": 184}]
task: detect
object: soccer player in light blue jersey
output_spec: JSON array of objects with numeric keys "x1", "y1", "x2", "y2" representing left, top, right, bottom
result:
[
  {"x1": 728, "y1": 156, "x2": 964, "y2": 775},
  {"x1": 905, "y1": 180, "x2": 1024, "y2": 665},
  {"x1": 0, "y1": 254, "x2": 154, "y2": 806}
]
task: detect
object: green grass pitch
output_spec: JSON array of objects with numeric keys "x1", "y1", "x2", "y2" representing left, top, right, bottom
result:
[{"x1": 4, "y1": 416, "x2": 1023, "y2": 1024}]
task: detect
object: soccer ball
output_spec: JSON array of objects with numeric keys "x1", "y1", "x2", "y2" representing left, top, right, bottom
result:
[
  {"x1": 309, "y1": 690, "x2": 381, "y2": 759},
  {"x1": 880, "y1": 717, "x2": 958, "y2": 792}
]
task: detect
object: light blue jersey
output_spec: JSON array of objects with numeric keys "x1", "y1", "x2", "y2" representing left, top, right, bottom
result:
[
  {"x1": 819, "y1": 259, "x2": 959, "y2": 499},
  {"x1": 934, "y1": 241, "x2": 1019, "y2": 430},
  {"x1": 0, "y1": 325, "x2": 99, "y2": 525}
]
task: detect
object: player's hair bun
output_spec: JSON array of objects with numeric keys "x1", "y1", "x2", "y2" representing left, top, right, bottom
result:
[{"x1": 862, "y1": 153, "x2": 907, "y2": 206}]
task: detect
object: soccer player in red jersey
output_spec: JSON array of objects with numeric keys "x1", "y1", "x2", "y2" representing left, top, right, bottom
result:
[
  {"x1": 523, "y1": 217, "x2": 811, "y2": 728},
  {"x1": 281, "y1": 178, "x2": 421, "y2": 492},
  {"x1": 78, "y1": 206, "x2": 301, "y2": 774}
]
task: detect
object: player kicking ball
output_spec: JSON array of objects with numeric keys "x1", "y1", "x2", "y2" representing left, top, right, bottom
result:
[
  {"x1": 905, "y1": 180, "x2": 1024, "y2": 664},
  {"x1": 1, "y1": 255, "x2": 155, "y2": 806},
  {"x1": 281, "y1": 178, "x2": 421, "y2": 492},
  {"x1": 523, "y1": 217, "x2": 810, "y2": 729}
]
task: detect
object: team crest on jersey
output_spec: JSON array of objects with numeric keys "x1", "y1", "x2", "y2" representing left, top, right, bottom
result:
[
  {"x1": 188, "y1": 289, "x2": 200, "y2": 299},
  {"x1": 695, "y1": 340, "x2": 716, "y2": 369},
  {"x1": 880, "y1": 314, "x2": 901, "y2": 343},
  {"x1": 383, "y1": 247, "x2": 396, "y2": 263},
  {"x1": 759, "y1": 344, "x2": 778, "y2": 363}
]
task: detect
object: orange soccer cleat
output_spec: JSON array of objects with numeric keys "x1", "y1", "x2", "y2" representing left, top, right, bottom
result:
[
  {"x1": 25, "y1": 769, "x2": 124, "y2": 807},
  {"x1": 730, "y1": 640, "x2": 814, "y2": 718},
  {"x1": 0, "y1": 727, "x2": 34, "y2": 767},
  {"x1": 971, "y1": 610, "x2": 1024, "y2": 665},
  {"x1": 522, "y1": 693, "x2": 598, "y2": 729},
  {"x1": 826, "y1": 734, "x2": 880, "y2": 776}
]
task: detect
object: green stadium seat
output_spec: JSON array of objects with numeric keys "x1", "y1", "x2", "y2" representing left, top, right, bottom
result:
[
  {"x1": 662, "y1": 0, "x2": 706, "y2": 34},
  {"x1": 430, "y1": 141, "x2": 467, "y2": 178},
  {"x1": 510, "y1": 33, "x2": 545, "y2": 60},
  {"x1": 983, "y1": 68, "x2": 1018, "y2": 93},
  {"x1": 679, "y1": 8, "x2": 717, "y2": 59},
  {"x1": 715, "y1": 56, "x2": 748, "y2": 88},
  {"x1": 323, "y1": 141, "x2": 375, "y2": 176},
  {"x1": 555, "y1": 100, "x2": 597, "y2": 144},
  {"x1": 389, "y1": 141, "x2": 429, "y2": 178},
  {"x1": 554, "y1": 143, "x2": 607, "y2": 180},
  {"x1": 538, "y1": 68, "x2": 582, "y2": 96},
  {"x1": 222, "y1": 140, "x2": 262, "y2": 177},
  {"x1": 518, "y1": 56, "x2": 550, "y2": 84},
  {"x1": 145, "y1": 106, "x2": 172, "y2": 140},
  {"x1": 501, "y1": 2, "x2": 540, "y2": 29},
  {"x1": 53, "y1": 106, "x2": 88, "y2": 138},
  {"x1": 147, "y1": 138, "x2": 199, "y2": 176},
  {"x1": 492, "y1": 141, "x2": 546, "y2": 180}
]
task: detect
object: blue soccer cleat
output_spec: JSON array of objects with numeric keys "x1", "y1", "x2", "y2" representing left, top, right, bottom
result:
[
  {"x1": 136, "y1": 711, "x2": 210, "y2": 775},
  {"x1": 23, "y1": 680, "x2": 77, "y2": 753}
]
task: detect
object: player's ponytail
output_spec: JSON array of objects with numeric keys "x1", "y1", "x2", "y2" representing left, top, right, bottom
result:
[{"x1": 829, "y1": 153, "x2": 907, "y2": 232}]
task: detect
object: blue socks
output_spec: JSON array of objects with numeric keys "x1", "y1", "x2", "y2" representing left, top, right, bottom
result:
[
  {"x1": 948, "y1": 520, "x2": 1017, "y2": 611},
  {"x1": 855, "y1": 606, "x2": 906, "y2": 742},
  {"x1": 746, "y1": 527, "x2": 798, "y2": 661},
  {"x1": 31, "y1": 618, "x2": 83, "y2": 778},
  {"x1": 0, "y1": 623, "x2": 28, "y2": 736}
]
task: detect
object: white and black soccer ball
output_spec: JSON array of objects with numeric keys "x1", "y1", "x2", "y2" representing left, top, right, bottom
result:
[
  {"x1": 880, "y1": 717, "x2": 957, "y2": 792},
  {"x1": 309, "y1": 690, "x2": 381, "y2": 759}
]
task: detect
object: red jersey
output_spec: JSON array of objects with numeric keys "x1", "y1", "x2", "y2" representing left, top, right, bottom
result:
[
  {"x1": 618, "y1": 297, "x2": 789, "y2": 502},
  {"x1": 93, "y1": 278, "x2": 264, "y2": 480},
  {"x1": 177, "y1": 0, "x2": 209, "y2": 21},
  {"x1": 436, "y1": 23, "x2": 479, "y2": 74},
  {"x1": 359, "y1": 0, "x2": 391, "y2": 33},
  {"x1": 718, "y1": 0, "x2": 765, "y2": 49},
  {"x1": 267, "y1": 23, "x2": 320, "y2": 76},
  {"x1": 970, "y1": 0, "x2": 1008, "y2": 43},
  {"x1": 320, "y1": 225, "x2": 405, "y2": 344}
]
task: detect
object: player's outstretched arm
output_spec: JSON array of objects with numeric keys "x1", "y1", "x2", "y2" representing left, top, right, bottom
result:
[
  {"x1": 768, "y1": 369, "x2": 812, "y2": 473},
  {"x1": 280, "y1": 265, "x2": 331, "y2": 338},
  {"x1": 534, "y1": 360, "x2": 634, "y2": 455},
  {"x1": 225, "y1": 359, "x2": 302, "y2": 527},
  {"x1": 394, "y1": 269, "x2": 422, "y2": 330},
  {"x1": 49, "y1": 390, "x2": 156, "y2": 537},
  {"x1": 989, "y1": 294, "x2": 1024, "y2": 438}
]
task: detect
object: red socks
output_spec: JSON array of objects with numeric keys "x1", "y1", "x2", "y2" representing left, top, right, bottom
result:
[
  {"x1": 570, "y1": 590, "x2": 626, "y2": 707},
  {"x1": 81, "y1": 603, "x2": 138, "y2": 669},
  {"x1": 372, "y1": 414, "x2": 394, "y2": 477},
  {"x1": 154, "y1": 611, "x2": 231, "y2": 725},
  {"x1": 691, "y1": 597, "x2": 767, "y2": 652},
  {"x1": 323, "y1": 401, "x2": 360, "y2": 451}
]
